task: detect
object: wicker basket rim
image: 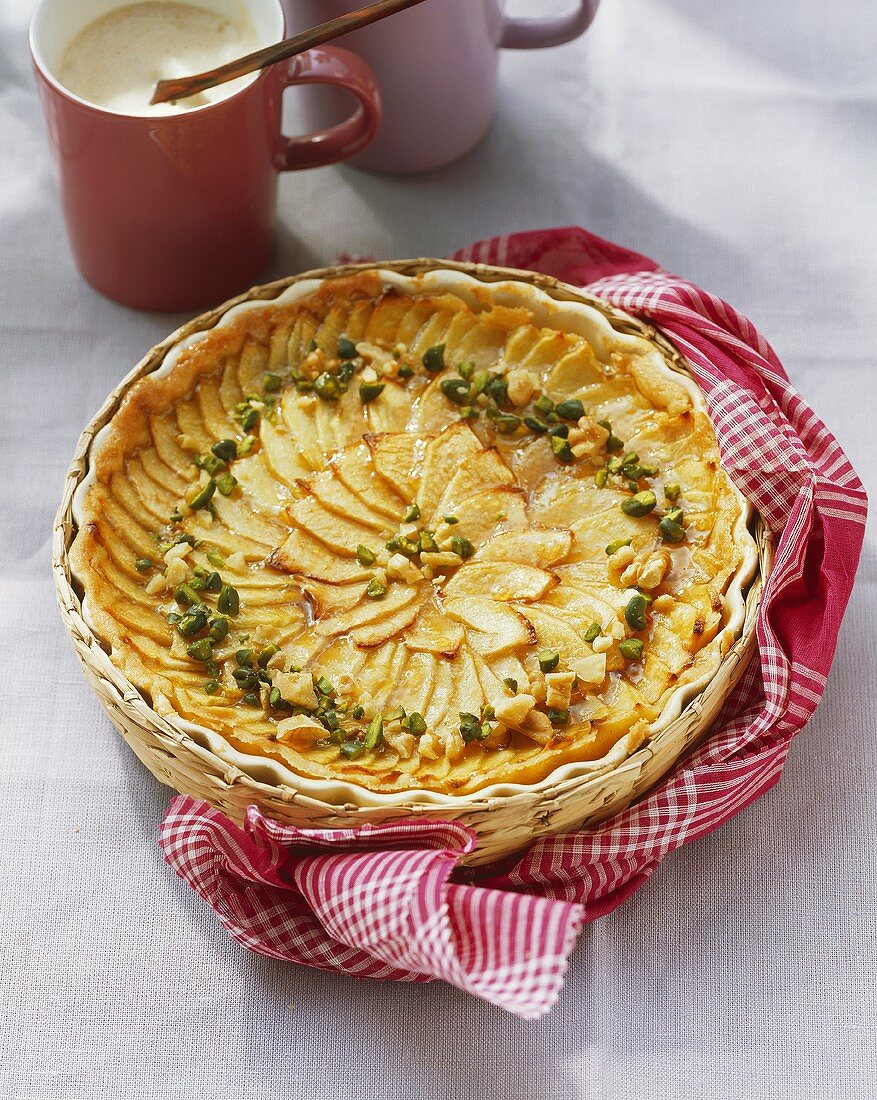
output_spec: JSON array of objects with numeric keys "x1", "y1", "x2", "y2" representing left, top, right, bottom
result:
[{"x1": 54, "y1": 258, "x2": 772, "y2": 814}]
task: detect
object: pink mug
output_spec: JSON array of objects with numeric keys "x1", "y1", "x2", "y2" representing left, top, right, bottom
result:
[
  {"x1": 30, "y1": 0, "x2": 382, "y2": 312},
  {"x1": 285, "y1": 0, "x2": 601, "y2": 174}
]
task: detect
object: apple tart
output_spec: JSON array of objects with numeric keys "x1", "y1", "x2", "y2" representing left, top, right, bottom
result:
[{"x1": 70, "y1": 267, "x2": 758, "y2": 800}]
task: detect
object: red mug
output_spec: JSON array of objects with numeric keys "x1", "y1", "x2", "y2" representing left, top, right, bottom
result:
[{"x1": 30, "y1": 0, "x2": 381, "y2": 312}]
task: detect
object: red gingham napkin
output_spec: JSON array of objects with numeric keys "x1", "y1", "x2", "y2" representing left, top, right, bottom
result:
[{"x1": 160, "y1": 227, "x2": 867, "y2": 1019}]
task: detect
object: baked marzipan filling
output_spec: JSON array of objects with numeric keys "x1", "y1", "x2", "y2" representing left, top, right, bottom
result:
[{"x1": 72, "y1": 272, "x2": 754, "y2": 795}]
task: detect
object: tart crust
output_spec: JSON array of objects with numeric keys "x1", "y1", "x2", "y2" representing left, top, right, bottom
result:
[{"x1": 71, "y1": 269, "x2": 756, "y2": 797}]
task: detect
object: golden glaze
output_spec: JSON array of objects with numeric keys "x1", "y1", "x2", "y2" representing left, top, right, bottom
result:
[{"x1": 72, "y1": 273, "x2": 752, "y2": 795}]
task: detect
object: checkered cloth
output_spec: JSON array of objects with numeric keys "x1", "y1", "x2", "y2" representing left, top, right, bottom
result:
[{"x1": 160, "y1": 227, "x2": 867, "y2": 1019}]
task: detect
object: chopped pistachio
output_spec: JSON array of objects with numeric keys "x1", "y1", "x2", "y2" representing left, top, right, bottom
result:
[
  {"x1": 619, "y1": 638, "x2": 645, "y2": 661},
  {"x1": 458, "y1": 361, "x2": 474, "y2": 380},
  {"x1": 547, "y1": 708, "x2": 570, "y2": 727},
  {"x1": 188, "y1": 479, "x2": 216, "y2": 510},
  {"x1": 547, "y1": 424, "x2": 569, "y2": 438},
  {"x1": 212, "y1": 439, "x2": 237, "y2": 463},
  {"x1": 177, "y1": 606, "x2": 207, "y2": 637},
  {"x1": 605, "y1": 434, "x2": 624, "y2": 453},
  {"x1": 356, "y1": 544, "x2": 376, "y2": 566},
  {"x1": 315, "y1": 676, "x2": 335, "y2": 697},
  {"x1": 206, "y1": 547, "x2": 225, "y2": 569},
  {"x1": 550, "y1": 435, "x2": 574, "y2": 464},
  {"x1": 458, "y1": 404, "x2": 480, "y2": 420},
  {"x1": 174, "y1": 583, "x2": 201, "y2": 607},
  {"x1": 359, "y1": 381, "x2": 385, "y2": 404},
  {"x1": 216, "y1": 473, "x2": 237, "y2": 496},
  {"x1": 314, "y1": 372, "x2": 339, "y2": 401},
  {"x1": 402, "y1": 712, "x2": 427, "y2": 736},
  {"x1": 186, "y1": 638, "x2": 213, "y2": 663},
  {"x1": 584, "y1": 622, "x2": 601, "y2": 643},
  {"x1": 351, "y1": 704, "x2": 365, "y2": 721},
  {"x1": 441, "y1": 377, "x2": 471, "y2": 405},
  {"x1": 398, "y1": 364, "x2": 415, "y2": 379},
  {"x1": 594, "y1": 468, "x2": 609, "y2": 489},
  {"x1": 625, "y1": 593, "x2": 650, "y2": 632},
  {"x1": 442, "y1": 514, "x2": 459, "y2": 525},
  {"x1": 418, "y1": 530, "x2": 439, "y2": 553},
  {"x1": 233, "y1": 667, "x2": 258, "y2": 689},
  {"x1": 606, "y1": 537, "x2": 633, "y2": 556},
  {"x1": 621, "y1": 490, "x2": 657, "y2": 517},
  {"x1": 450, "y1": 536, "x2": 474, "y2": 560},
  {"x1": 664, "y1": 482, "x2": 682, "y2": 502},
  {"x1": 337, "y1": 336, "x2": 357, "y2": 360},
  {"x1": 134, "y1": 557, "x2": 153, "y2": 573},
  {"x1": 197, "y1": 451, "x2": 226, "y2": 475},
  {"x1": 217, "y1": 584, "x2": 240, "y2": 616},
  {"x1": 523, "y1": 416, "x2": 549, "y2": 434},
  {"x1": 503, "y1": 677, "x2": 519, "y2": 693},
  {"x1": 209, "y1": 616, "x2": 229, "y2": 643},
  {"x1": 268, "y1": 686, "x2": 283, "y2": 708},
  {"x1": 240, "y1": 691, "x2": 260, "y2": 706},
  {"x1": 240, "y1": 406, "x2": 259, "y2": 431},
  {"x1": 422, "y1": 344, "x2": 445, "y2": 373},
  {"x1": 262, "y1": 372, "x2": 282, "y2": 393},
  {"x1": 403, "y1": 503, "x2": 421, "y2": 522},
  {"x1": 485, "y1": 375, "x2": 509, "y2": 406},
  {"x1": 555, "y1": 399, "x2": 585, "y2": 421},
  {"x1": 202, "y1": 571, "x2": 222, "y2": 593},
  {"x1": 470, "y1": 369, "x2": 489, "y2": 395},
  {"x1": 493, "y1": 413, "x2": 522, "y2": 435},
  {"x1": 537, "y1": 649, "x2": 560, "y2": 673},
  {"x1": 340, "y1": 738, "x2": 364, "y2": 759},
  {"x1": 362, "y1": 713, "x2": 384, "y2": 752},
  {"x1": 659, "y1": 515, "x2": 686, "y2": 543},
  {"x1": 459, "y1": 711, "x2": 487, "y2": 743},
  {"x1": 238, "y1": 434, "x2": 257, "y2": 457},
  {"x1": 366, "y1": 576, "x2": 387, "y2": 600},
  {"x1": 204, "y1": 679, "x2": 220, "y2": 695},
  {"x1": 236, "y1": 648, "x2": 254, "y2": 668},
  {"x1": 534, "y1": 395, "x2": 554, "y2": 415}
]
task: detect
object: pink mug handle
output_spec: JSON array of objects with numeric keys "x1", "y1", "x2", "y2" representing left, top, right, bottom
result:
[
  {"x1": 276, "y1": 46, "x2": 381, "y2": 171},
  {"x1": 500, "y1": 0, "x2": 600, "y2": 49}
]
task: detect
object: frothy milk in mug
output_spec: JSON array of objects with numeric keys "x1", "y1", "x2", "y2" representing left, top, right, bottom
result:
[{"x1": 58, "y1": 1, "x2": 258, "y2": 115}]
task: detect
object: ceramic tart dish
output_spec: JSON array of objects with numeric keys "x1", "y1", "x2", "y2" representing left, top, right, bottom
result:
[{"x1": 54, "y1": 261, "x2": 770, "y2": 865}]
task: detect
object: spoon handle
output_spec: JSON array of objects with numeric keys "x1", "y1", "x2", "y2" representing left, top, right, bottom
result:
[{"x1": 151, "y1": 0, "x2": 427, "y2": 105}]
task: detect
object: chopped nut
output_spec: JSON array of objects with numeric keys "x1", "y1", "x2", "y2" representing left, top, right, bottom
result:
[
  {"x1": 506, "y1": 368, "x2": 538, "y2": 407},
  {"x1": 545, "y1": 671, "x2": 576, "y2": 710},
  {"x1": 569, "y1": 653, "x2": 607, "y2": 685},
  {"x1": 418, "y1": 732, "x2": 442, "y2": 760},
  {"x1": 592, "y1": 635, "x2": 614, "y2": 654},
  {"x1": 145, "y1": 573, "x2": 167, "y2": 596},
  {"x1": 164, "y1": 557, "x2": 188, "y2": 588},
  {"x1": 520, "y1": 710, "x2": 553, "y2": 744},
  {"x1": 567, "y1": 415, "x2": 610, "y2": 460},
  {"x1": 272, "y1": 670, "x2": 318, "y2": 710},
  {"x1": 176, "y1": 433, "x2": 201, "y2": 453},
  {"x1": 296, "y1": 393, "x2": 318, "y2": 410},
  {"x1": 607, "y1": 544, "x2": 637, "y2": 583},
  {"x1": 651, "y1": 594, "x2": 675, "y2": 613},
  {"x1": 386, "y1": 552, "x2": 421, "y2": 583},
  {"x1": 492, "y1": 692, "x2": 537, "y2": 728},
  {"x1": 384, "y1": 730, "x2": 416, "y2": 759}
]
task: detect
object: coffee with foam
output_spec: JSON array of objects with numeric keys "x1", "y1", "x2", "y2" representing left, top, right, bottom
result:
[{"x1": 58, "y1": 2, "x2": 259, "y2": 116}]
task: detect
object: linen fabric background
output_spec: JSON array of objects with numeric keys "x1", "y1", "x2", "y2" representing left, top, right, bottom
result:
[{"x1": 1, "y1": 0, "x2": 875, "y2": 1097}]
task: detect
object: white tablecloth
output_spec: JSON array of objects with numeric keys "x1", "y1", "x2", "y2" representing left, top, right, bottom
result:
[{"x1": 2, "y1": 1, "x2": 875, "y2": 1096}]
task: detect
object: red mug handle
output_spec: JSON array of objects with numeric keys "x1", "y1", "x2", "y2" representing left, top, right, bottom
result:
[{"x1": 275, "y1": 46, "x2": 381, "y2": 171}]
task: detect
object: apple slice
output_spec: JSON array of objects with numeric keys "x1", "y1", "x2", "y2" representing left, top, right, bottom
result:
[
  {"x1": 285, "y1": 496, "x2": 376, "y2": 557},
  {"x1": 331, "y1": 443, "x2": 405, "y2": 521},
  {"x1": 432, "y1": 486, "x2": 528, "y2": 547},
  {"x1": 434, "y1": 447, "x2": 515, "y2": 517},
  {"x1": 316, "y1": 583, "x2": 419, "y2": 637},
  {"x1": 365, "y1": 430, "x2": 424, "y2": 501},
  {"x1": 475, "y1": 526, "x2": 573, "y2": 568},
  {"x1": 404, "y1": 608, "x2": 465, "y2": 657},
  {"x1": 351, "y1": 600, "x2": 420, "y2": 647},
  {"x1": 442, "y1": 562, "x2": 558, "y2": 602},
  {"x1": 444, "y1": 597, "x2": 536, "y2": 656},
  {"x1": 269, "y1": 528, "x2": 371, "y2": 583},
  {"x1": 416, "y1": 423, "x2": 483, "y2": 519}
]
